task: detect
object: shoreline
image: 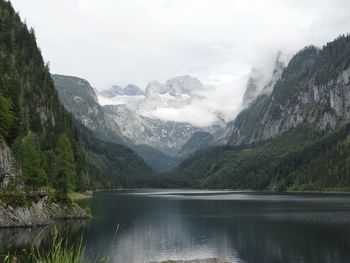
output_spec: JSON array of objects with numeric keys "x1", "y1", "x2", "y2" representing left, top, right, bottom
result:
[
  {"x1": 93, "y1": 187, "x2": 350, "y2": 195},
  {"x1": 0, "y1": 193, "x2": 91, "y2": 229}
]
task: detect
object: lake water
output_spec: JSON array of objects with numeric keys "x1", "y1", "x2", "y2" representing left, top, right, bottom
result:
[{"x1": 2, "y1": 190, "x2": 350, "y2": 263}]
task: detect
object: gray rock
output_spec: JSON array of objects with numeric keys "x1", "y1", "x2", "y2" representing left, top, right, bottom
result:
[
  {"x1": 0, "y1": 200, "x2": 89, "y2": 228},
  {"x1": 0, "y1": 139, "x2": 20, "y2": 188},
  {"x1": 226, "y1": 64, "x2": 350, "y2": 145}
]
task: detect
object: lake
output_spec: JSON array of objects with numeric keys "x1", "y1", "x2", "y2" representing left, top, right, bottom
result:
[{"x1": 2, "y1": 190, "x2": 350, "y2": 263}]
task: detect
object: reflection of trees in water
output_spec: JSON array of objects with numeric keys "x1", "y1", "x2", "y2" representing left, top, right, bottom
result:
[
  {"x1": 91, "y1": 194, "x2": 350, "y2": 263},
  {"x1": 0, "y1": 226, "x2": 51, "y2": 251},
  {"x1": 0, "y1": 220, "x2": 87, "y2": 253}
]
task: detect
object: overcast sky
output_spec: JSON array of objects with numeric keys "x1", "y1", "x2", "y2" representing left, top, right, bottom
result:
[{"x1": 10, "y1": 0, "x2": 350, "y2": 122}]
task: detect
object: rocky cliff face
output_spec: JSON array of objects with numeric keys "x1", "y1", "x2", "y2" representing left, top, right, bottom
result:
[
  {"x1": 52, "y1": 74, "x2": 183, "y2": 171},
  {"x1": 101, "y1": 84, "x2": 145, "y2": 97},
  {"x1": 0, "y1": 140, "x2": 19, "y2": 188},
  {"x1": 102, "y1": 104, "x2": 223, "y2": 155},
  {"x1": 103, "y1": 104, "x2": 199, "y2": 155},
  {"x1": 99, "y1": 75, "x2": 225, "y2": 156},
  {"x1": 225, "y1": 38, "x2": 350, "y2": 145},
  {"x1": 54, "y1": 74, "x2": 225, "y2": 158},
  {"x1": 52, "y1": 74, "x2": 126, "y2": 145},
  {"x1": 242, "y1": 52, "x2": 286, "y2": 107},
  {"x1": 0, "y1": 200, "x2": 89, "y2": 228}
]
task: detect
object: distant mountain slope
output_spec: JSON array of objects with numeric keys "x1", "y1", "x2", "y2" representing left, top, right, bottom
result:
[
  {"x1": 98, "y1": 75, "x2": 226, "y2": 156},
  {"x1": 52, "y1": 74, "x2": 125, "y2": 144},
  {"x1": 52, "y1": 74, "x2": 180, "y2": 171},
  {"x1": 178, "y1": 131, "x2": 214, "y2": 157},
  {"x1": 226, "y1": 36, "x2": 350, "y2": 145},
  {"x1": 74, "y1": 121, "x2": 153, "y2": 188},
  {"x1": 175, "y1": 35, "x2": 350, "y2": 191},
  {"x1": 103, "y1": 104, "x2": 206, "y2": 155}
]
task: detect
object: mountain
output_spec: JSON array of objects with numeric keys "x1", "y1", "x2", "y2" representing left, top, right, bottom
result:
[
  {"x1": 99, "y1": 75, "x2": 225, "y2": 156},
  {"x1": 178, "y1": 131, "x2": 214, "y2": 157},
  {"x1": 52, "y1": 74, "x2": 180, "y2": 171},
  {"x1": 145, "y1": 75, "x2": 205, "y2": 97},
  {"x1": 53, "y1": 74, "x2": 224, "y2": 170},
  {"x1": 100, "y1": 84, "x2": 145, "y2": 97},
  {"x1": 242, "y1": 52, "x2": 286, "y2": 107},
  {"x1": 174, "y1": 34, "x2": 350, "y2": 191},
  {"x1": 52, "y1": 74, "x2": 125, "y2": 145},
  {"x1": 226, "y1": 41, "x2": 350, "y2": 146},
  {"x1": 103, "y1": 104, "x2": 219, "y2": 155},
  {"x1": 73, "y1": 121, "x2": 153, "y2": 188},
  {"x1": 0, "y1": 0, "x2": 151, "y2": 191}
]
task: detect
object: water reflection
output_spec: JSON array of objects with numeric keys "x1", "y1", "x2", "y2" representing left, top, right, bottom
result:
[
  {"x1": 0, "y1": 220, "x2": 86, "y2": 255},
  {"x1": 2, "y1": 191, "x2": 350, "y2": 263},
  {"x1": 82, "y1": 191, "x2": 350, "y2": 263},
  {"x1": 0, "y1": 226, "x2": 51, "y2": 251}
]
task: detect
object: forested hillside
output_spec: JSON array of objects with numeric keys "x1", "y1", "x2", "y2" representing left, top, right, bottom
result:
[
  {"x1": 52, "y1": 74, "x2": 181, "y2": 172},
  {"x1": 173, "y1": 35, "x2": 350, "y2": 191},
  {"x1": 0, "y1": 0, "x2": 152, "y2": 193}
]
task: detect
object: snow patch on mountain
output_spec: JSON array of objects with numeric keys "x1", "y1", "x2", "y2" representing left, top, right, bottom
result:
[
  {"x1": 98, "y1": 75, "x2": 226, "y2": 154},
  {"x1": 98, "y1": 75, "x2": 223, "y2": 127}
]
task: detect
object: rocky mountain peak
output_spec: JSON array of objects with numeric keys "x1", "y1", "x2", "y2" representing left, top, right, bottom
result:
[
  {"x1": 166, "y1": 75, "x2": 204, "y2": 96},
  {"x1": 242, "y1": 52, "x2": 287, "y2": 107},
  {"x1": 145, "y1": 80, "x2": 168, "y2": 97},
  {"x1": 242, "y1": 68, "x2": 264, "y2": 106},
  {"x1": 100, "y1": 84, "x2": 144, "y2": 97},
  {"x1": 51, "y1": 74, "x2": 99, "y2": 104},
  {"x1": 144, "y1": 75, "x2": 205, "y2": 98}
]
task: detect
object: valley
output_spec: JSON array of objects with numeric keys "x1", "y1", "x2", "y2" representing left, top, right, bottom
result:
[{"x1": 1, "y1": 0, "x2": 350, "y2": 262}]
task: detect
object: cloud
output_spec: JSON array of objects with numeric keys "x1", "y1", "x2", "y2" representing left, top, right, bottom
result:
[{"x1": 10, "y1": 0, "x2": 350, "y2": 123}]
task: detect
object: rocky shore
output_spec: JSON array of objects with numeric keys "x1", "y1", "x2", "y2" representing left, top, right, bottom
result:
[{"x1": 0, "y1": 200, "x2": 89, "y2": 228}]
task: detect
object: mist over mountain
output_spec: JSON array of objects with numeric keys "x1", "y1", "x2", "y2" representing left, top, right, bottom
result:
[
  {"x1": 3, "y1": 1, "x2": 350, "y2": 262},
  {"x1": 242, "y1": 52, "x2": 287, "y2": 107},
  {"x1": 98, "y1": 75, "x2": 226, "y2": 155},
  {"x1": 174, "y1": 35, "x2": 350, "y2": 192}
]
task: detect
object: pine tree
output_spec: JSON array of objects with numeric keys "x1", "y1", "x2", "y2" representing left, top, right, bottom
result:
[
  {"x1": 54, "y1": 133, "x2": 76, "y2": 195},
  {"x1": 0, "y1": 96, "x2": 14, "y2": 138},
  {"x1": 12, "y1": 134, "x2": 47, "y2": 190}
]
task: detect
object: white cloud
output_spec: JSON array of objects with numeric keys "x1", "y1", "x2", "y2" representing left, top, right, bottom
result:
[{"x1": 10, "y1": 0, "x2": 350, "y2": 123}]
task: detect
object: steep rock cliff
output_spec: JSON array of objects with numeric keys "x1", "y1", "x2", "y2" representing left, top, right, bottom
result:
[
  {"x1": 0, "y1": 140, "x2": 19, "y2": 188},
  {"x1": 226, "y1": 36, "x2": 350, "y2": 145}
]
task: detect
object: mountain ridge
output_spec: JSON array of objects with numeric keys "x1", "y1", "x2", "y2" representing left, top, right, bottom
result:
[
  {"x1": 171, "y1": 34, "x2": 350, "y2": 191},
  {"x1": 52, "y1": 74, "x2": 182, "y2": 171}
]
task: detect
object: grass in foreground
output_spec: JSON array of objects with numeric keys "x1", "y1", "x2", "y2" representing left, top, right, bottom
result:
[{"x1": 2, "y1": 232, "x2": 108, "y2": 263}]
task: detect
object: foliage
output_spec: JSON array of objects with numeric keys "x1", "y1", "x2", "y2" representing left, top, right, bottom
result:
[
  {"x1": 0, "y1": 191, "x2": 40, "y2": 207},
  {"x1": 12, "y1": 134, "x2": 47, "y2": 190},
  {"x1": 0, "y1": 96, "x2": 14, "y2": 138},
  {"x1": 2, "y1": 232, "x2": 109, "y2": 263},
  {"x1": 179, "y1": 131, "x2": 214, "y2": 157},
  {"x1": 0, "y1": 0, "x2": 153, "y2": 193},
  {"x1": 194, "y1": 34, "x2": 350, "y2": 192},
  {"x1": 75, "y1": 121, "x2": 153, "y2": 188},
  {"x1": 173, "y1": 122, "x2": 350, "y2": 191},
  {"x1": 54, "y1": 133, "x2": 76, "y2": 194}
]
